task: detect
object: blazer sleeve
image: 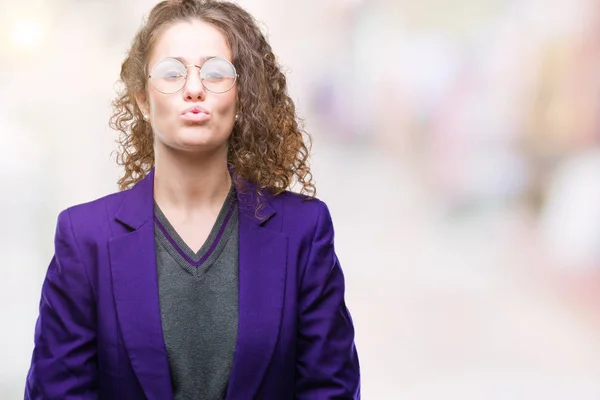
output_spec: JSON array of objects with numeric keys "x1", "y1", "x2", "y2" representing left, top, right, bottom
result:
[
  {"x1": 295, "y1": 201, "x2": 361, "y2": 399},
  {"x1": 25, "y1": 209, "x2": 98, "y2": 400}
]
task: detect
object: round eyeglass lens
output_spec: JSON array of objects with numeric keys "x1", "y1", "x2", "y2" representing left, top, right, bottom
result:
[
  {"x1": 200, "y1": 57, "x2": 237, "y2": 93},
  {"x1": 149, "y1": 58, "x2": 187, "y2": 94}
]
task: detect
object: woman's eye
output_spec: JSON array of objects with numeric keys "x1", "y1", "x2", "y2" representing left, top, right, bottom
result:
[
  {"x1": 163, "y1": 70, "x2": 184, "y2": 78},
  {"x1": 205, "y1": 72, "x2": 224, "y2": 79}
]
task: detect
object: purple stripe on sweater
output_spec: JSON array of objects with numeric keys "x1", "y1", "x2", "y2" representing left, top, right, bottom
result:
[{"x1": 154, "y1": 199, "x2": 237, "y2": 267}]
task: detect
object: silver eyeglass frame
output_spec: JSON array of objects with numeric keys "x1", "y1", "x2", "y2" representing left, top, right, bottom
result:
[{"x1": 147, "y1": 56, "x2": 239, "y2": 94}]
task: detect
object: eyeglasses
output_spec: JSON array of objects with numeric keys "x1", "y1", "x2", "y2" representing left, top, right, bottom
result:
[{"x1": 148, "y1": 57, "x2": 238, "y2": 94}]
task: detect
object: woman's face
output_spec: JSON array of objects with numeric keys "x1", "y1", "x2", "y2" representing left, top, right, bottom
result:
[{"x1": 137, "y1": 19, "x2": 237, "y2": 156}]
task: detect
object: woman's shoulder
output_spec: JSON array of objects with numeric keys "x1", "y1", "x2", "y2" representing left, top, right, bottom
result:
[
  {"x1": 267, "y1": 190, "x2": 334, "y2": 230},
  {"x1": 56, "y1": 190, "x2": 129, "y2": 237},
  {"x1": 269, "y1": 189, "x2": 326, "y2": 211},
  {"x1": 63, "y1": 190, "x2": 125, "y2": 218}
]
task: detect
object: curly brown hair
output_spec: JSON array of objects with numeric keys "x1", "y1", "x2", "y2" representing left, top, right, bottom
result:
[{"x1": 110, "y1": 0, "x2": 315, "y2": 198}]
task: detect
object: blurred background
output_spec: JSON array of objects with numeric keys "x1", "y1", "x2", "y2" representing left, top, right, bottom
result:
[{"x1": 2, "y1": 0, "x2": 600, "y2": 398}]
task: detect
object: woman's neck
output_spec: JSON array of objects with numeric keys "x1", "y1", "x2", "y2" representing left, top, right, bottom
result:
[{"x1": 153, "y1": 145, "x2": 232, "y2": 213}]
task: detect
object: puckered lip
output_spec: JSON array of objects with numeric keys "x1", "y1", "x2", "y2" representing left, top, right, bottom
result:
[{"x1": 181, "y1": 105, "x2": 209, "y2": 115}]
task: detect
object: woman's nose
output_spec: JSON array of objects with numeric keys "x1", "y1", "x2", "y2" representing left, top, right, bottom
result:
[{"x1": 182, "y1": 66, "x2": 206, "y2": 100}]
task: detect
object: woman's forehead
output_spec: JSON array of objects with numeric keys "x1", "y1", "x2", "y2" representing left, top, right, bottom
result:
[{"x1": 150, "y1": 19, "x2": 232, "y2": 65}]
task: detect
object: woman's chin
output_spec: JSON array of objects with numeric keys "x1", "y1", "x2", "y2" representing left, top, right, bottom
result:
[
  {"x1": 174, "y1": 139, "x2": 226, "y2": 154},
  {"x1": 155, "y1": 129, "x2": 229, "y2": 155}
]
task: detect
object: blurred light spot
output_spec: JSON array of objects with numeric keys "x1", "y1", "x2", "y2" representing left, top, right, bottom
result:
[{"x1": 10, "y1": 18, "x2": 45, "y2": 51}]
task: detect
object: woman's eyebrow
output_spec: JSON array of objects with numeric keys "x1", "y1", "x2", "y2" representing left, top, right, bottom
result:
[{"x1": 170, "y1": 56, "x2": 216, "y2": 65}]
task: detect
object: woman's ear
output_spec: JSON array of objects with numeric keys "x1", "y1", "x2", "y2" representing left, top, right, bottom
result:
[{"x1": 135, "y1": 92, "x2": 149, "y2": 117}]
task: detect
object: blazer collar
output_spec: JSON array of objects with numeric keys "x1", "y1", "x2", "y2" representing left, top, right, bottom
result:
[{"x1": 114, "y1": 168, "x2": 276, "y2": 231}]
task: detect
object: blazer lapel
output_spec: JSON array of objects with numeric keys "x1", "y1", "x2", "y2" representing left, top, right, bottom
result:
[
  {"x1": 225, "y1": 188, "x2": 288, "y2": 400},
  {"x1": 108, "y1": 170, "x2": 173, "y2": 400}
]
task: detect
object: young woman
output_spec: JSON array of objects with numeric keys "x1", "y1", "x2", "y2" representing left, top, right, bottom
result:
[{"x1": 25, "y1": 1, "x2": 360, "y2": 399}]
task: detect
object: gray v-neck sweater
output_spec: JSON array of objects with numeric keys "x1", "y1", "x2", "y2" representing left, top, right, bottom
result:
[{"x1": 153, "y1": 188, "x2": 239, "y2": 400}]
